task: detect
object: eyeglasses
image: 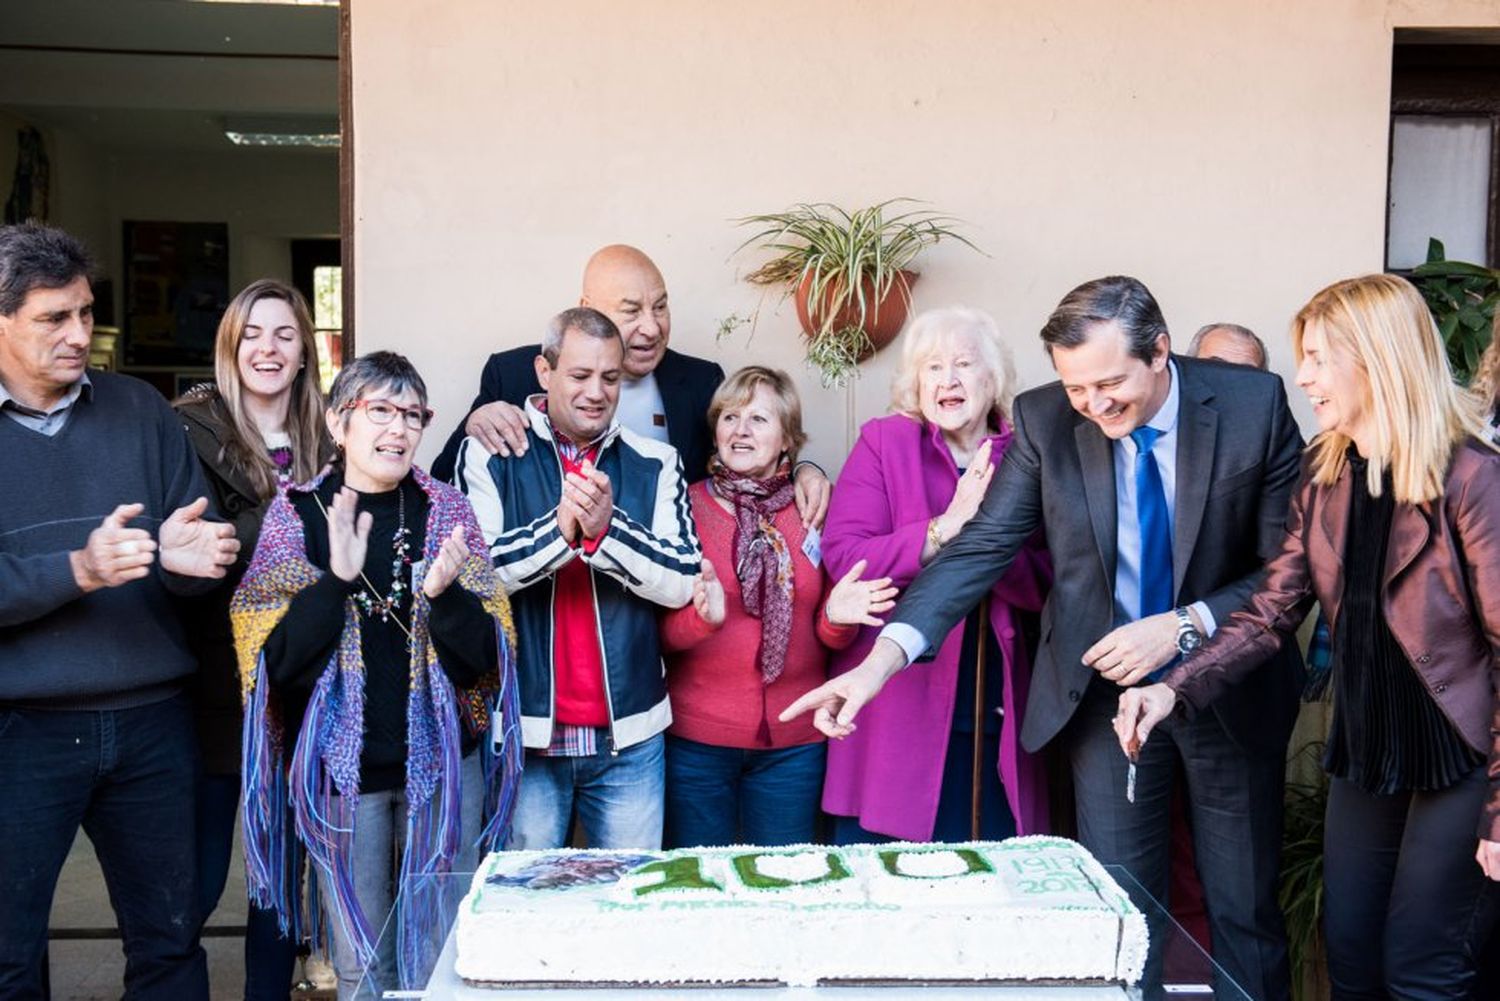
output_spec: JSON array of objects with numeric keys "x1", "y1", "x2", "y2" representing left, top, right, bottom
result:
[{"x1": 343, "y1": 398, "x2": 434, "y2": 430}]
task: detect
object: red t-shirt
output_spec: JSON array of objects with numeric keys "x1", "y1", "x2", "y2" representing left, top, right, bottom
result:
[{"x1": 551, "y1": 440, "x2": 609, "y2": 727}]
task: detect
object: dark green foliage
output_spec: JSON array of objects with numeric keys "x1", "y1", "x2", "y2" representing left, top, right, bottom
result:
[{"x1": 1409, "y1": 239, "x2": 1500, "y2": 384}]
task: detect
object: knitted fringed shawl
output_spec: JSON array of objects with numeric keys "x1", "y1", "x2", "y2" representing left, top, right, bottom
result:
[{"x1": 232, "y1": 466, "x2": 522, "y2": 988}]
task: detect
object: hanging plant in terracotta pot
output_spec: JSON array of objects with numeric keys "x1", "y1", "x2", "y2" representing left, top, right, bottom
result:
[{"x1": 732, "y1": 199, "x2": 979, "y2": 386}]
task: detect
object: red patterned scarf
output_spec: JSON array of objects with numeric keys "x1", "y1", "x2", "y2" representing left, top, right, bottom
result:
[{"x1": 711, "y1": 465, "x2": 796, "y2": 684}]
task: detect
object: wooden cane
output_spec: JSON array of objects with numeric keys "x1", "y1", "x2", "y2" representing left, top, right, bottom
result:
[{"x1": 970, "y1": 601, "x2": 988, "y2": 841}]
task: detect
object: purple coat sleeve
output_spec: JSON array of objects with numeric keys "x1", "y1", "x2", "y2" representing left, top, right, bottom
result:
[{"x1": 822, "y1": 421, "x2": 930, "y2": 588}]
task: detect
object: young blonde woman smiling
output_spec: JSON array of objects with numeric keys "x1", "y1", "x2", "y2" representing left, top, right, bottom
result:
[{"x1": 175, "y1": 279, "x2": 330, "y2": 1000}]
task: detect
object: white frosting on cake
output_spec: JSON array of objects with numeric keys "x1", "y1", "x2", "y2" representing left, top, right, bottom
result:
[
  {"x1": 754, "y1": 849, "x2": 841, "y2": 883},
  {"x1": 884, "y1": 847, "x2": 975, "y2": 877},
  {"x1": 453, "y1": 836, "x2": 1147, "y2": 987}
]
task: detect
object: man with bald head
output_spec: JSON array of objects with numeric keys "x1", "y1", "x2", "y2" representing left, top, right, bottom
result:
[
  {"x1": 1187, "y1": 323, "x2": 1268, "y2": 371},
  {"x1": 431, "y1": 245, "x2": 830, "y2": 525}
]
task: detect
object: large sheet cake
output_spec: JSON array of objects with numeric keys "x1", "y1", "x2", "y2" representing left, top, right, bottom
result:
[{"x1": 453, "y1": 836, "x2": 1148, "y2": 987}]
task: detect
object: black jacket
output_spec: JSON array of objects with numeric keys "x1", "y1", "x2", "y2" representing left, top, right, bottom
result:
[
  {"x1": 892, "y1": 357, "x2": 1307, "y2": 755},
  {"x1": 431, "y1": 346, "x2": 725, "y2": 483}
]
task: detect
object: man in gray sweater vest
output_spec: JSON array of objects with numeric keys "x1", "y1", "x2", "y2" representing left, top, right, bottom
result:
[{"x1": 0, "y1": 223, "x2": 240, "y2": 1001}]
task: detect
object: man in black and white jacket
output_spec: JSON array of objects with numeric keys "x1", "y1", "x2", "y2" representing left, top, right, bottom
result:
[{"x1": 455, "y1": 305, "x2": 700, "y2": 850}]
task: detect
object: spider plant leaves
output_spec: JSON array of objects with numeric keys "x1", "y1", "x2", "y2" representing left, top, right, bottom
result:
[{"x1": 732, "y1": 199, "x2": 980, "y2": 386}]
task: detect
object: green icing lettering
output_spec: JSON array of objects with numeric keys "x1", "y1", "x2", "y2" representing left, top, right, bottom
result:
[
  {"x1": 631, "y1": 856, "x2": 723, "y2": 897},
  {"x1": 878, "y1": 848, "x2": 993, "y2": 878},
  {"x1": 732, "y1": 852, "x2": 852, "y2": 889}
]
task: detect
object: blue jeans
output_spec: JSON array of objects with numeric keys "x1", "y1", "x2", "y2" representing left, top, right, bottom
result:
[
  {"x1": 507, "y1": 732, "x2": 664, "y2": 850},
  {"x1": 0, "y1": 694, "x2": 209, "y2": 1001},
  {"x1": 196, "y1": 773, "x2": 302, "y2": 1001},
  {"x1": 316, "y1": 751, "x2": 486, "y2": 1001},
  {"x1": 664, "y1": 735, "x2": 825, "y2": 848}
]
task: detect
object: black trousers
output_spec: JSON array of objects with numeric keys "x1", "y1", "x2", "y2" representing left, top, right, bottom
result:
[
  {"x1": 1323, "y1": 767, "x2": 1499, "y2": 1001},
  {"x1": 1067, "y1": 679, "x2": 1291, "y2": 1001}
]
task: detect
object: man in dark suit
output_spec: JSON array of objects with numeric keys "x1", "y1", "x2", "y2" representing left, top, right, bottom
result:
[
  {"x1": 785, "y1": 276, "x2": 1303, "y2": 1000},
  {"x1": 431, "y1": 245, "x2": 830, "y2": 524}
]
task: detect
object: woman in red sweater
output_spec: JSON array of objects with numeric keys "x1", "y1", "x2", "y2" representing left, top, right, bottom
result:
[{"x1": 661, "y1": 366, "x2": 895, "y2": 848}]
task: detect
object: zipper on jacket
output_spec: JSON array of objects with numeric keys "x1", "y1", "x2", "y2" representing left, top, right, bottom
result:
[
  {"x1": 589, "y1": 564, "x2": 620, "y2": 756},
  {"x1": 545, "y1": 437, "x2": 564, "y2": 748},
  {"x1": 547, "y1": 428, "x2": 619, "y2": 756}
]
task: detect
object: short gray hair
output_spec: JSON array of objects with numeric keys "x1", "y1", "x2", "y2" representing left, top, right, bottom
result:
[
  {"x1": 540, "y1": 307, "x2": 621, "y2": 366},
  {"x1": 327, "y1": 350, "x2": 429, "y2": 426},
  {"x1": 1187, "y1": 323, "x2": 1268, "y2": 370},
  {"x1": 890, "y1": 306, "x2": 1017, "y2": 426},
  {"x1": 0, "y1": 222, "x2": 94, "y2": 316}
]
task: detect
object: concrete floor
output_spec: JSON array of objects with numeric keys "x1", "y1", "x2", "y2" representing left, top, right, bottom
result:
[{"x1": 46, "y1": 826, "x2": 331, "y2": 1000}]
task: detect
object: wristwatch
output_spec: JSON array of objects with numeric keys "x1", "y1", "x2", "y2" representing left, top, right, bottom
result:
[{"x1": 1174, "y1": 607, "x2": 1203, "y2": 655}]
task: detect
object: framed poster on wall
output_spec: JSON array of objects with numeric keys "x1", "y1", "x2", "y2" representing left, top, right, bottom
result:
[{"x1": 122, "y1": 221, "x2": 229, "y2": 367}]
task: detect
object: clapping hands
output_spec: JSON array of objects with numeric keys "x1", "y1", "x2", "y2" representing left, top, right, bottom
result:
[
  {"x1": 559, "y1": 460, "x2": 613, "y2": 544},
  {"x1": 326, "y1": 487, "x2": 373, "y2": 582},
  {"x1": 159, "y1": 497, "x2": 240, "y2": 579},
  {"x1": 692, "y1": 557, "x2": 727, "y2": 626},
  {"x1": 422, "y1": 524, "x2": 469, "y2": 599},
  {"x1": 70, "y1": 503, "x2": 158, "y2": 592}
]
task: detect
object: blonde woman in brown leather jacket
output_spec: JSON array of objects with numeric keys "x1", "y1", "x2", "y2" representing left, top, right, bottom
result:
[{"x1": 1117, "y1": 274, "x2": 1500, "y2": 1001}]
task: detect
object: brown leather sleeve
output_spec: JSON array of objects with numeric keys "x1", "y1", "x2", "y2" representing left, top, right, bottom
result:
[
  {"x1": 1450, "y1": 450, "x2": 1500, "y2": 841},
  {"x1": 1164, "y1": 471, "x2": 1318, "y2": 712}
]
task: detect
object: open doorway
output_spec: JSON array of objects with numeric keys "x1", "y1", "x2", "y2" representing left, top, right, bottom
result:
[
  {"x1": 0, "y1": 0, "x2": 348, "y2": 399},
  {"x1": 0, "y1": 2, "x2": 345, "y2": 997}
]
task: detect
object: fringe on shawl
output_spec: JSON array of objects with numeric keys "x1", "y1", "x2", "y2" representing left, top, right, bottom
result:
[{"x1": 235, "y1": 468, "x2": 523, "y2": 988}]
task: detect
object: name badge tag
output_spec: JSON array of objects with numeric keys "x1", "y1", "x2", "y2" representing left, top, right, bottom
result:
[{"x1": 801, "y1": 527, "x2": 822, "y2": 568}]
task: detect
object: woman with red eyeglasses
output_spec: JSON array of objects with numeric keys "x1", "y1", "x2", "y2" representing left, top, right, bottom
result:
[{"x1": 233, "y1": 351, "x2": 522, "y2": 999}]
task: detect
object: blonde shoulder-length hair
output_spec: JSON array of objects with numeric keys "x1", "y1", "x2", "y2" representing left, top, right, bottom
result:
[
  {"x1": 889, "y1": 306, "x2": 1017, "y2": 427},
  {"x1": 209, "y1": 279, "x2": 327, "y2": 498},
  {"x1": 1292, "y1": 273, "x2": 1490, "y2": 504}
]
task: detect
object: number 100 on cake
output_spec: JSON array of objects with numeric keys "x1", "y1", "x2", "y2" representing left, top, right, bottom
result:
[{"x1": 454, "y1": 836, "x2": 1148, "y2": 987}]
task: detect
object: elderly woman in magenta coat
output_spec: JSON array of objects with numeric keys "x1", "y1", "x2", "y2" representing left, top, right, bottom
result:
[{"x1": 821, "y1": 307, "x2": 1052, "y2": 843}]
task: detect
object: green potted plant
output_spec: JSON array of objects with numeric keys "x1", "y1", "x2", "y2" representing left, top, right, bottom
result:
[
  {"x1": 731, "y1": 199, "x2": 979, "y2": 386},
  {"x1": 1408, "y1": 238, "x2": 1500, "y2": 384}
]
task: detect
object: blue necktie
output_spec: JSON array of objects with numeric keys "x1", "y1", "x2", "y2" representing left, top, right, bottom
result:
[{"x1": 1130, "y1": 426, "x2": 1174, "y2": 627}]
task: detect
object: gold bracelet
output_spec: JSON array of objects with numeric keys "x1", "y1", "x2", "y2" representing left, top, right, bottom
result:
[{"x1": 926, "y1": 517, "x2": 945, "y2": 551}]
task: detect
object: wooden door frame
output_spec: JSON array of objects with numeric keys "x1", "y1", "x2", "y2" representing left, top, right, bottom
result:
[{"x1": 339, "y1": 0, "x2": 355, "y2": 353}]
